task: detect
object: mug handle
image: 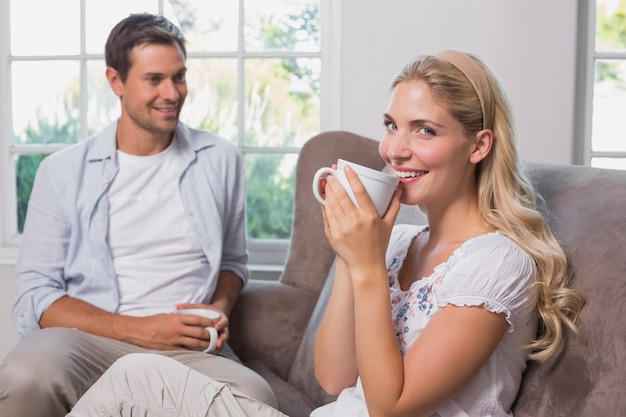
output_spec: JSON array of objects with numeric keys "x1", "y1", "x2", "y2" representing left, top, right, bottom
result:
[
  {"x1": 312, "y1": 167, "x2": 336, "y2": 205},
  {"x1": 204, "y1": 327, "x2": 219, "y2": 353}
]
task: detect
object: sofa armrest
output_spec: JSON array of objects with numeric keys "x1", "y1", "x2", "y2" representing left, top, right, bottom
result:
[{"x1": 229, "y1": 279, "x2": 319, "y2": 381}]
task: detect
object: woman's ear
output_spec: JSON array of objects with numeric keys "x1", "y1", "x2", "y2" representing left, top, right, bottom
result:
[
  {"x1": 470, "y1": 129, "x2": 493, "y2": 164},
  {"x1": 106, "y1": 67, "x2": 123, "y2": 97}
]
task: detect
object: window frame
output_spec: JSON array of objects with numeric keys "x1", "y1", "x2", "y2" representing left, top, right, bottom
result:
[
  {"x1": 0, "y1": 0, "x2": 341, "y2": 269},
  {"x1": 578, "y1": 0, "x2": 626, "y2": 166}
]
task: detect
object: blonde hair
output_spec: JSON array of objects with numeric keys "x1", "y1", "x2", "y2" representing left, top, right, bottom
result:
[{"x1": 392, "y1": 52, "x2": 585, "y2": 361}]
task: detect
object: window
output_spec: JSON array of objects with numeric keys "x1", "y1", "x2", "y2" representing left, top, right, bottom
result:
[
  {"x1": 0, "y1": 0, "x2": 339, "y2": 267},
  {"x1": 582, "y1": 0, "x2": 626, "y2": 169}
]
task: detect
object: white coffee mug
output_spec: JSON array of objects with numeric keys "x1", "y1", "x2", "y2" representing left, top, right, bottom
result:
[
  {"x1": 178, "y1": 308, "x2": 220, "y2": 353},
  {"x1": 312, "y1": 159, "x2": 399, "y2": 217}
]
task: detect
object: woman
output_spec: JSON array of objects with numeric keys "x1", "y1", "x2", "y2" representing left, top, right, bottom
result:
[{"x1": 312, "y1": 50, "x2": 584, "y2": 417}]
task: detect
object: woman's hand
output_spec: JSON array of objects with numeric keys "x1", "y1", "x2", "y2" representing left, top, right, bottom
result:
[{"x1": 321, "y1": 164, "x2": 401, "y2": 277}]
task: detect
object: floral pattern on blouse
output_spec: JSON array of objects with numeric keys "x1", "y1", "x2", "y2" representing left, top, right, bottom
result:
[{"x1": 386, "y1": 235, "x2": 443, "y2": 355}]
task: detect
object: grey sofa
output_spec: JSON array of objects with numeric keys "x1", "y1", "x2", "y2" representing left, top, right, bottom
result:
[{"x1": 229, "y1": 131, "x2": 626, "y2": 417}]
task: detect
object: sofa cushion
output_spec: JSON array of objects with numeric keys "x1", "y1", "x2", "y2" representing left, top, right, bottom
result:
[{"x1": 286, "y1": 263, "x2": 338, "y2": 410}]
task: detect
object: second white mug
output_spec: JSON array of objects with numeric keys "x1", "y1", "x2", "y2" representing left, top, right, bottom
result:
[{"x1": 178, "y1": 308, "x2": 220, "y2": 353}]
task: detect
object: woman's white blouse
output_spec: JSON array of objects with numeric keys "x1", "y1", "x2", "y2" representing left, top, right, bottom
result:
[{"x1": 312, "y1": 224, "x2": 538, "y2": 417}]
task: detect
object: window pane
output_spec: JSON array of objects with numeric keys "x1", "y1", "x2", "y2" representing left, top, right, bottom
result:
[
  {"x1": 182, "y1": 58, "x2": 238, "y2": 143},
  {"x1": 244, "y1": 58, "x2": 320, "y2": 147},
  {"x1": 10, "y1": 0, "x2": 80, "y2": 55},
  {"x1": 592, "y1": 59, "x2": 626, "y2": 152},
  {"x1": 595, "y1": 0, "x2": 626, "y2": 52},
  {"x1": 244, "y1": 152, "x2": 297, "y2": 239},
  {"x1": 87, "y1": 60, "x2": 121, "y2": 135},
  {"x1": 15, "y1": 154, "x2": 48, "y2": 233},
  {"x1": 245, "y1": 0, "x2": 320, "y2": 52},
  {"x1": 86, "y1": 0, "x2": 158, "y2": 54},
  {"x1": 12, "y1": 61, "x2": 80, "y2": 145},
  {"x1": 591, "y1": 157, "x2": 626, "y2": 170},
  {"x1": 168, "y1": 0, "x2": 238, "y2": 52}
]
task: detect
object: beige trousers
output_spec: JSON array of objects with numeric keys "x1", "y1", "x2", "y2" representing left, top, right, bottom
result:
[
  {"x1": 0, "y1": 328, "x2": 277, "y2": 417},
  {"x1": 66, "y1": 353, "x2": 288, "y2": 417}
]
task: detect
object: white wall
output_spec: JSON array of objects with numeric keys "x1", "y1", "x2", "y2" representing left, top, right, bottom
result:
[
  {"x1": 338, "y1": 0, "x2": 578, "y2": 165},
  {"x1": 0, "y1": 0, "x2": 581, "y2": 361}
]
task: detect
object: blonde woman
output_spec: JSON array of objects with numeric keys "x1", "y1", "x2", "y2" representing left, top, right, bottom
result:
[{"x1": 313, "y1": 50, "x2": 584, "y2": 417}]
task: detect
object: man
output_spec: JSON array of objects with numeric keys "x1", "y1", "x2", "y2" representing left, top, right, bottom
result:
[{"x1": 0, "y1": 13, "x2": 276, "y2": 416}]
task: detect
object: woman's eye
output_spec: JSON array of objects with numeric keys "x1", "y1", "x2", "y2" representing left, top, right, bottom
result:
[{"x1": 417, "y1": 126, "x2": 435, "y2": 136}]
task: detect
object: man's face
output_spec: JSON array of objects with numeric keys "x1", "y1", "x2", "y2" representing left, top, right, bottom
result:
[{"x1": 115, "y1": 42, "x2": 187, "y2": 138}]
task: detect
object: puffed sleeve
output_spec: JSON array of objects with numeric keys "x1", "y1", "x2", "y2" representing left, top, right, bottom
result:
[{"x1": 433, "y1": 233, "x2": 537, "y2": 333}]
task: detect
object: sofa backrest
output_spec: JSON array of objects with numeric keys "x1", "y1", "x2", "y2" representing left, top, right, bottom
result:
[
  {"x1": 280, "y1": 131, "x2": 386, "y2": 293},
  {"x1": 513, "y1": 163, "x2": 626, "y2": 417}
]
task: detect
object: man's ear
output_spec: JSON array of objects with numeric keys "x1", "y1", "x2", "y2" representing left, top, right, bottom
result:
[
  {"x1": 470, "y1": 129, "x2": 493, "y2": 164},
  {"x1": 106, "y1": 67, "x2": 123, "y2": 97}
]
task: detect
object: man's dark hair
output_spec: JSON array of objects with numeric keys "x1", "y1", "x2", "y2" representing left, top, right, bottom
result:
[{"x1": 105, "y1": 13, "x2": 186, "y2": 82}]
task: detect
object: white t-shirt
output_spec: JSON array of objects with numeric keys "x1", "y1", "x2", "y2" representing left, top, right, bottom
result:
[
  {"x1": 107, "y1": 141, "x2": 210, "y2": 316},
  {"x1": 312, "y1": 224, "x2": 538, "y2": 417}
]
